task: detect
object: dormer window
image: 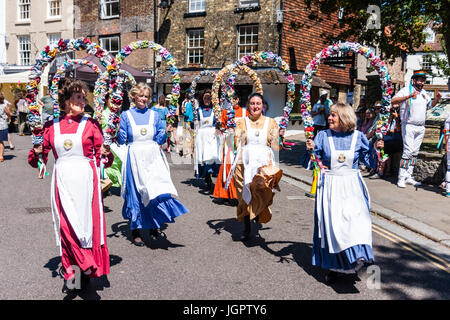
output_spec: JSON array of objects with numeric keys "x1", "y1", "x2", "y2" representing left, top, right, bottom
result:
[{"x1": 424, "y1": 27, "x2": 435, "y2": 43}]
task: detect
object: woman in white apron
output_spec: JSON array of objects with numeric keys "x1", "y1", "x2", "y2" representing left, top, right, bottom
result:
[
  {"x1": 117, "y1": 83, "x2": 188, "y2": 247},
  {"x1": 234, "y1": 93, "x2": 282, "y2": 241},
  {"x1": 305, "y1": 102, "x2": 383, "y2": 283},
  {"x1": 28, "y1": 80, "x2": 113, "y2": 292},
  {"x1": 194, "y1": 89, "x2": 220, "y2": 193},
  {"x1": 212, "y1": 97, "x2": 247, "y2": 204}
]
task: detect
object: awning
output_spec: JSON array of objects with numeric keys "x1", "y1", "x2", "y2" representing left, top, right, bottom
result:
[
  {"x1": 156, "y1": 68, "x2": 331, "y2": 88},
  {"x1": 53, "y1": 54, "x2": 154, "y2": 84},
  {"x1": 0, "y1": 70, "x2": 31, "y2": 83}
]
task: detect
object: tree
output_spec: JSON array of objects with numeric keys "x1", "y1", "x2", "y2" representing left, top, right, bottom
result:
[{"x1": 302, "y1": 0, "x2": 450, "y2": 67}]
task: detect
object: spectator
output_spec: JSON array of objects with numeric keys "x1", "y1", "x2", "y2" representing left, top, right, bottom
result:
[
  {"x1": 0, "y1": 92, "x2": 12, "y2": 161},
  {"x1": 16, "y1": 91, "x2": 29, "y2": 136},
  {"x1": 311, "y1": 90, "x2": 329, "y2": 137}
]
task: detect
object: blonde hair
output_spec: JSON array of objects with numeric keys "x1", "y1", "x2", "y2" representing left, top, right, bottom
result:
[
  {"x1": 330, "y1": 102, "x2": 357, "y2": 132},
  {"x1": 129, "y1": 83, "x2": 152, "y2": 103}
]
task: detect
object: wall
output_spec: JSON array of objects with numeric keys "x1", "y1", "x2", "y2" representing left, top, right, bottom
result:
[
  {"x1": 74, "y1": 0, "x2": 154, "y2": 72},
  {"x1": 157, "y1": 0, "x2": 280, "y2": 70},
  {"x1": 5, "y1": 0, "x2": 74, "y2": 67},
  {"x1": 281, "y1": 0, "x2": 351, "y2": 86}
]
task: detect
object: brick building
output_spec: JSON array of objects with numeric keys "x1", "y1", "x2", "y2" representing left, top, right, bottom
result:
[
  {"x1": 154, "y1": 0, "x2": 289, "y2": 113},
  {"x1": 74, "y1": 0, "x2": 155, "y2": 74},
  {"x1": 280, "y1": 0, "x2": 353, "y2": 106}
]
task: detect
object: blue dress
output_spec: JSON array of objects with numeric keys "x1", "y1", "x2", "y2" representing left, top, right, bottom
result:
[
  {"x1": 309, "y1": 130, "x2": 377, "y2": 272},
  {"x1": 151, "y1": 106, "x2": 169, "y2": 129},
  {"x1": 117, "y1": 107, "x2": 188, "y2": 230},
  {"x1": 195, "y1": 105, "x2": 220, "y2": 179}
]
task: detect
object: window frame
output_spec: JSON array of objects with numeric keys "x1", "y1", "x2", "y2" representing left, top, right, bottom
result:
[
  {"x1": 237, "y1": 24, "x2": 259, "y2": 60},
  {"x1": 239, "y1": 0, "x2": 259, "y2": 8},
  {"x1": 424, "y1": 27, "x2": 435, "y2": 44},
  {"x1": 188, "y1": 0, "x2": 206, "y2": 13},
  {"x1": 99, "y1": 34, "x2": 121, "y2": 56},
  {"x1": 17, "y1": 0, "x2": 31, "y2": 21},
  {"x1": 99, "y1": 0, "x2": 120, "y2": 20},
  {"x1": 186, "y1": 28, "x2": 205, "y2": 66},
  {"x1": 18, "y1": 35, "x2": 31, "y2": 66},
  {"x1": 47, "y1": 0, "x2": 62, "y2": 19},
  {"x1": 48, "y1": 33, "x2": 62, "y2": 48}
]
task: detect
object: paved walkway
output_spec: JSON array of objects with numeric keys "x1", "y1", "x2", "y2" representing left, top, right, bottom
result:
[{"x1": 279, "y1": 132, "x2": 450, "y2": 249}]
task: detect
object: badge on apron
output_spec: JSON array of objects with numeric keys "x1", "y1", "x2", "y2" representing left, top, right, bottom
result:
[
  {"x1": 140, "y1": 128, "x2": 147, "y2": 136},
  {"x1": 255, "y1": 130, "x2": 260, "y2": 137},
  {"x1": 63, "y1": 139, "x2": 73, "y2": 150},
  {"x1": 204, "y1": 120, "x2": 210, "y2": 125},
  {"x1": 338, "y1": 153, "x2": 346, "y2": 163}
]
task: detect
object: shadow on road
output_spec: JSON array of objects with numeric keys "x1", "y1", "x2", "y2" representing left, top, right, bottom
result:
[
  {"x1": 206, "y1": 217, "x2": 362, "y2": 294},
  {"x1": 108, "y1": 221, "x2": 185, "y2": 251},
  {"x1": 43, "y1": 254, "x2": 122, "y2": 300}
]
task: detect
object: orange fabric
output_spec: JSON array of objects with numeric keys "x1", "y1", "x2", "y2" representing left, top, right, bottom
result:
[{"x1": 219, "y1": 105, "x2": 248, "y2": 130}]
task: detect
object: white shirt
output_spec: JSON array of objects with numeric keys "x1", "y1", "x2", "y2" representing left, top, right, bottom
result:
[
  {"x1": 393, "y1": 85, "x2": 432, "y2": 126},
  {"x1": 312, "y1": 102, "x2": 327, "y2": 126}
]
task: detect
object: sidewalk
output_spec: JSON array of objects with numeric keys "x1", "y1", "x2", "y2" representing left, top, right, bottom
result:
[{"x1": 279, "y1": 132, "x2": 450, "y2": 249}]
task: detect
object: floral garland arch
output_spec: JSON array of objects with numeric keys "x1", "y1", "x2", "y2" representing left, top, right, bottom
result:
[
  {"x1": 100, "y1": 40, "x2": 180, "y2": 145},
  {"x1": 93, "y1": 69, "x2": 136, "y2": 121},
  {"x1": 233, "y1": 51, "x2": 296, "y2": 130},
  {"x1": 211, "y1": 63, "x2": 263, "y2": 130},
  {"x1": 49, "y1": 59, "x2": 101, "y2": 111},
  {"x1": 114, "y1": 41, "x2": 180, "y2": 116},
  {"x1": 26, "y1": 38, "x2": 112, "y2": 145},
  {"x1": 188, "y1": 70, "x2": 216, "y2": 119},
  {"x1": 300, "y1": 41, "x2": 393, "y2": 140}
]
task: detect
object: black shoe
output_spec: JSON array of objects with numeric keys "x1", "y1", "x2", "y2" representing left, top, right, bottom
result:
[
  {"x1": 325, "y1": 271, "x2": 339, "y2": 284},
  {"x1": 131, "y1": 229, "x2": 145, "y2": 247},
  {"x1": 149, "y1": 229, "x2": 159, "y2": 241},
  {"x1": 239, "y1": 232, "x2": 252, "y2": 242}
]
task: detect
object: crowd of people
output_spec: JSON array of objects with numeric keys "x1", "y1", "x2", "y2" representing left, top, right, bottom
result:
[{"x1": 1, "y1": 67, "x2": 448, "y2": 293}]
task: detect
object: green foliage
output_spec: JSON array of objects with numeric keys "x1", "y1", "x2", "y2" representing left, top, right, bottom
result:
[{"x1": 302, "y1": 0, "x2": 450, "y2": 64}]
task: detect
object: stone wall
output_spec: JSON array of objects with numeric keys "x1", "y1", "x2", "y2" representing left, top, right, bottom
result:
[
  {"x1": 414, "y1": 151, "x2": 447, "y2": 185},
  {"x1": 157, "y1": 0, "x2": 280, "y2": 70},
  {"x1": 74, "y1": 0, "x2": 154, "y2": 71}
]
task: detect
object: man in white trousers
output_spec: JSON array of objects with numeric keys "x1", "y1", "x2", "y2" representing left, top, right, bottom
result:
[{"x1": 391, "y1": 70, "x2": 442, "y2": 188}]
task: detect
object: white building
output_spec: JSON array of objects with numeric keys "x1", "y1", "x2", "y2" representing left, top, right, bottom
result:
[
  {"x1": 0, "y1": 0, "x2": 6, "y2": 70},
  {"x1": 405, "y1": 25, "x2": 449, "y2": 98}
]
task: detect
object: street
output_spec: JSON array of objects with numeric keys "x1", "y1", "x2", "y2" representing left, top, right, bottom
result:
[{"x1": 0, "y1": 134, "x2": 449, "y2": 301}]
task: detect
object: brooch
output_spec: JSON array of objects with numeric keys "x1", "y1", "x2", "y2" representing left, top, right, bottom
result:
[
  {"x1": 337, "y1": 153, "x2": 346, "y2": 163},
  {"x1": 140, "y1": 128, "x2": 147, "y2": 136},
  {"x1": 63, "y1": 139, "x2": 73, "y2": 151}
]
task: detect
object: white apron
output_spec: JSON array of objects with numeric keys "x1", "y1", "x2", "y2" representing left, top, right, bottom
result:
[
  {"x1": 50, "y1": 116, "x2": 104, "y2": 251},
  {"x1": 194, "y1": 108, "x2": 220, "y2": 174},
  {"x1": 242, "y1": 116, "x2": 275, "y2": 205},
  {"x1": 220, "y1": 108, "x2": 246, "y2": 183},
  {"x1": 121, "y1": 110, "x2": 177, "y2": 206},
  {"x1": 316, "y1": 130, "x2": 372, "y2": 254}
]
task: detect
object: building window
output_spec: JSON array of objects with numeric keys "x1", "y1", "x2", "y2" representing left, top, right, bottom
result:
[
  {"x1": 99, "y1": 35, "x2": 120, "y2": 56},
  {"x1": 18, "y1": 0, "x2": 31, "y2": 21},
  {"x1": 48, "y1": 33, "x2": 61, "y2": 47},
  {"x1": 48, "y1": 0, "x2": 61, "y2": 18},
  {"x1": 239, "y1": 0, "x2": 259, "y2": 7},
  {"x1": 18, "y1": 35, "x2": 31, "y2": 65},
  {"x1": 424, "y1": 27, "x2": 435, "y2": 43},
  {"x1": 189, "y1": 0, "x2": 205, "y2": 13},
  {"x1": 237, "y1": 25, "x2": 258, "y2": 59},
  {"x1": 99, "y1": 0, "x2": 120, "y2": 19},
  {"x1": 187, "y1": 29, "x2": 204, "y2": 65},
  {"x1": 422, "y1": 55, "x2": 432, "y2": 72}
]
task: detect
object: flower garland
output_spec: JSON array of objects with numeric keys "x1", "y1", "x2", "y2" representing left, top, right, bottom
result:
[
  {"x1": 188, "y1": 70, "x2": 216, "y2": 119},
  {"x1": 49, "y1": 59, "x2": 101, "y2": 111},
  {"x1": 115, "y1": 40, "x2": 180, "y2": 117},
  {"x1": 26, "y1": 38, "x2": 112, "y2": 145},
  {"x1": 93, "y1": 69, "x2": 136, "y2": 121},
  {"x1": 211, "y1": 63, "x2": 263, "y2": 130},
  {"x1": 300, "y1": 41, "x2": 393, "y2": 140},
  {"x1": 234, "y1": 51, "x2": 295, "y2": 130}
]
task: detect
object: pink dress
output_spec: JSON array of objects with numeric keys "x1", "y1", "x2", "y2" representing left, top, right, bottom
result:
[{"x1": 28, "y1": 114, "x2": 114, "y2": 280}]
